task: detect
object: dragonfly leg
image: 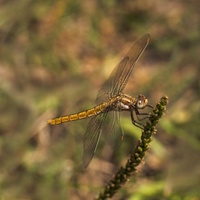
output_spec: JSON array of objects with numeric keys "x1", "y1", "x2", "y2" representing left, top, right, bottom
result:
[
  {"x1": 130, "y1": 110, "x2": 144, "y2": 130},
  {"x1": 115, "y1": 111, "x2": 125, "y2": 141},
  {"x1": 119, "y1": 122, "x2": 125, "y2": 141},
  {"x1": 115, "y1": 100, "x2": 125, "y2": 141},
  {"x1": 147, "y1": 104, "x2": 154, "y2": 108},
  {"x1": 135, "y1": 109, "x2": 150, "y2": 121}
]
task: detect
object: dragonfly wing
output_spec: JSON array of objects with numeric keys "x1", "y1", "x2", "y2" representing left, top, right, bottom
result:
[
  {"x1": 83, "y1": 112, "x2": 107, "y2": 168},
  {"x1": 95, "y1": 57, "x2": 129, "y2": 104},
  {"x1": 117, "y1": 34, "x2": 150, "y2": 93},
  {"x1": 101, "y1": 111, "x2": 124, "y2": 146},
  {"x1": 96, "y1": 34, "x2": 150, "y2": 104},
  {"x1": 83, "y1": 111, "x2": 124, "y2": 168}
]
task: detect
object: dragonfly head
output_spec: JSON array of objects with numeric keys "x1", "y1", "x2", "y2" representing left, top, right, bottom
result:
[{"x1": 136, "y1": 94, "x2": 148, "y2": 109}]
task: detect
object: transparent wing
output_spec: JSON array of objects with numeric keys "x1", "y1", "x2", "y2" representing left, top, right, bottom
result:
[
  {"x1": 83, "y1": 110, "x2": 126, "y2": 168},
  {"x1": 83, "y1": 112, "x2": 108, "y2": 168},
  {"x1": 96, "y1": 34, "x2": 150, "y2": 104},
  {"x1": 101, "y1": 111, "x2": 124, "y2": 148}
]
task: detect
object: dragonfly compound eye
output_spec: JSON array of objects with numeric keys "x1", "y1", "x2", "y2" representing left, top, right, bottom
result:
[
  {"x1": 137, "y1": 100, "x2": 144, "y2": 109},
  {"x1": 137, "y1": 95, "x2": 148, "y2": 109}
]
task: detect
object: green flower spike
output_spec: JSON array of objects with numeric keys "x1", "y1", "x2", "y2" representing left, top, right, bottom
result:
[{"x1": 96, "y1": 95, "x2": 168, "y2": 200}]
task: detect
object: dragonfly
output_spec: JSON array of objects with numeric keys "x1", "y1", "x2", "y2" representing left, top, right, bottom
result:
[{"x1": 48, "y1": 34, "x2": 152, "y2": 168}]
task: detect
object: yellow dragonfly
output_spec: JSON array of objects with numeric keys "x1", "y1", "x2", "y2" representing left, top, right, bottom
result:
[{"x1": 48, "y1": 34, "x2": 152, "y2": 168}]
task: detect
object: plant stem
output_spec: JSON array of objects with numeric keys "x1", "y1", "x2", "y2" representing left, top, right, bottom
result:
[{"x1": 95, "y1": 95, "x2": 168, "y2": 200}]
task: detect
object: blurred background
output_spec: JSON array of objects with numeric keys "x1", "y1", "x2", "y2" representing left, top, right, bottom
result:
[{"x1": 0, "y1": 0, "x2": 199, "y2": 199}]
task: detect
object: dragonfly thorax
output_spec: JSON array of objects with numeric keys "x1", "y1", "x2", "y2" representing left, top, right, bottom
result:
[
  {"x1": 115, "y1": 101, "x2": 130, "y2": 110},
  {"x1": 110, "y1": 94, "x2": 134, "y2": 111},
  {"x1": 110, "y1": 94, "x2": 148, "y2": 111}
]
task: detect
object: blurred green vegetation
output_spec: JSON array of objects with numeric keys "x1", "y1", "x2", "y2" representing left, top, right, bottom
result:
[{"x1": 0, "y1": 0, "x2": 199, "y2": 199}]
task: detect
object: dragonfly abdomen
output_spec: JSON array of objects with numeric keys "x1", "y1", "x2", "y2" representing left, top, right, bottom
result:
[{"x1": 48, "y1": 102, "x2": 108, "y2": 125}]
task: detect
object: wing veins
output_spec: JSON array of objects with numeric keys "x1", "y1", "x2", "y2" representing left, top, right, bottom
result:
[{"x1": 96, "y1": 34, "x2": 150, "y2": 104}]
